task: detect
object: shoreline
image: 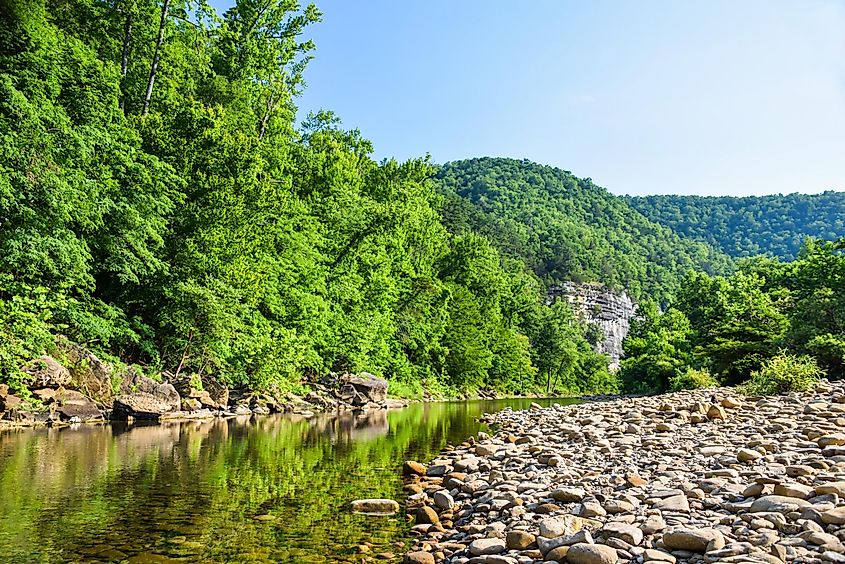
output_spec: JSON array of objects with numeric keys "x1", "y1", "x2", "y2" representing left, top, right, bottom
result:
[{"x1": 399, "y1": 382, "x2": 845, "y2": 564}]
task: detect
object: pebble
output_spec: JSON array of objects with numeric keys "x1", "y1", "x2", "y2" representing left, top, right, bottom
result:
[{"x1": 399, "y1": 382, "x2": 845, "y2": 564}]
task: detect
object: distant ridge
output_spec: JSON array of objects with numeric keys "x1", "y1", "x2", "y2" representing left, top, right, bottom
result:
[{"x1": 626, "y1": 192, "x2": 845, "y2": 260}]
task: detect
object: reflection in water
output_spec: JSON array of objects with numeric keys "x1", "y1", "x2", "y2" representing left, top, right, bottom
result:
[{"x1": 0, "y1": 397, "x2": 579, "y2": 563}]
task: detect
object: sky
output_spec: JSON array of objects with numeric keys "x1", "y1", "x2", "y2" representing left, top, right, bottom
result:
[{"x1": 210, "y1": 1, "x2": 845, "y2": 196}]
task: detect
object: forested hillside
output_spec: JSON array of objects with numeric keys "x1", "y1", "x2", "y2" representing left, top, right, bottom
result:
[
  {"x1": 0, "y1": 0, "x2": 618, "y2": 398},
  {"x1": 436, "y1": 158, "x2": 733, "y2": 303},
  {"x1": 627, "y1": 192, "x2": 845, "y2": 259}
]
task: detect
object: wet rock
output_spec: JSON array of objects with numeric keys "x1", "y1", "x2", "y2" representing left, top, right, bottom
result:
[
  {"x1": 415, "y1": 506, "x2": 439, "y2": 525},
  {"x1": 350, "y1": 499, "x2": 399, "y2": 515},
  {"x1": 403, "y1": 461, "x2": 427, "y2": 476}
]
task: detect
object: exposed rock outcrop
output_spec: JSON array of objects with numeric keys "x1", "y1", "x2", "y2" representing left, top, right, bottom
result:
[
  {"x1": 23, "y1": 356, "x2": 71, "y2": 388},
  {"x1": 112, "y1": 393, "x2": 176, "y2": 420},
  {"x1": 59, "y1": 340, "x2": 116, "y2": 406},
  {"x1": 548, "y1": 282, "x2": 636, "y2": 370}
]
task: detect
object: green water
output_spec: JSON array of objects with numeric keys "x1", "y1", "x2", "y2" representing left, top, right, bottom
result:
[{"x1": 0, "y1": 397, "x2": 579, "y2": 563}]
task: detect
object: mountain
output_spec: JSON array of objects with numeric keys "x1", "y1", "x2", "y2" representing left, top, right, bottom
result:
[
  {"x1": 435, "y1": 158, "x2": 733, "y2": 302},
  {"x1": 626, "y1": 192, "x2": 845, "y2": 260}
]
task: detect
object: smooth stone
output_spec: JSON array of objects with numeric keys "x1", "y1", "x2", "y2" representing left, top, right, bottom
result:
[
  {"x1": 506, "y1": 530, "x2": 536, "y2": 550},
  {"x1": 602, "y1": 522, "x2": 643, "y2": 546},
  {"x1": 662, "y1": 528, "x2": 724, "y2": 552},
  {"x1": 653, "y1": 494, "x2": 690, "y2": 512},
  {"x1": 350, "y1": 499, "x2": 400, "y2": 515},
  {"x1": 404, "y1": 551, "x2": 435, "y2": 564},
  {"x1": 468, "y1": 538, "x2": 506, "y2": 556},
  {"x1": 821, "y1": 506, "x2": 845, "y2": 525},
  {"x1": 566, "y1": 543, "x2": 619, "y2": 564}
]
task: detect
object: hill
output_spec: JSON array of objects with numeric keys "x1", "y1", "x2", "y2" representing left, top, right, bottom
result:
[
  {"x1": 627, "y1": 192, "x2": 845, "y2": 260},
  {"x1": 435, "y1": 158, "x2": 733, "y2": 302}
]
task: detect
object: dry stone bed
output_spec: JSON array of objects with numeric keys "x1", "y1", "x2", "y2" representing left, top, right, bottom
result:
[{"x1": 401, "y1": 381, "x2": 845, "y2": 564}]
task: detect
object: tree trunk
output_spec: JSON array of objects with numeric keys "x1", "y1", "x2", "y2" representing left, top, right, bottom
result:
[
  {"x1": 142, "y1": 0, "x2": 170, "y2": 116},
  {"x1": 119, "y1": 12, "x2": 133, "y2": 113},
  {"x1": 257, "y1": 90, "x2": 278, "y2": 140}
]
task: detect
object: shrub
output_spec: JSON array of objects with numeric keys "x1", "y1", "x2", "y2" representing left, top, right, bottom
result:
[
  {"x1": 670, "y1": 367, "x2": 719, "y2": 391},
  {"x1": 741, "y1": 352, "x2": 823, "y2": 396}
]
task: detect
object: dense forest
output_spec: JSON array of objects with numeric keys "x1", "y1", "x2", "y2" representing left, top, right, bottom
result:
[
  {"x1": 0, "y1": 0, "x2": 619, "y2": 398},
  {"x1": 628, "y1": 192, "x2": 845, "y2": 260},
  {"x1": 435, "y1": 158, "x2": 732, "y2": 303},
  {"x1": 621, "y1": 239, "x2": 845, "y2": 394},
  {"x1": 1, "y1": 0, "x2": 843, "y2": 401}
]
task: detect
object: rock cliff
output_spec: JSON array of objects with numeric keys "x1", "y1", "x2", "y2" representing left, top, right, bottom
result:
[{"x1": 548, "y1": 282, "x2": 636, "y2": 370}]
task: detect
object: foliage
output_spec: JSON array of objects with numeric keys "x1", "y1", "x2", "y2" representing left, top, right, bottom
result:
[
  {"x1": 436, "y1": 158, "x2": 733, "y2": 303},
  {"x1": 741, "y1": 352, "x2": 823, "y2": 396},
  {"x1": 670, "y1": 367, "x2": 719, "y2": 391},
  {"x1": 623, "y1": 239, "x2": 845, "y2": 393},
  {"x1": 627, "y1": 192, "x2": 845, "y2": 260},
  {"x1": 619, "y1": 301, "x2": 692, "y2": 393},
  {"x1": 0, "y1": 0, "x2": 615, "y2": 397}
]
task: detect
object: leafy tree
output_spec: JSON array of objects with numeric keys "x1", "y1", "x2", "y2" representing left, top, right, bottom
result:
[{"x1": 619, "y1": 301, "x2": 692, "y2": 393}]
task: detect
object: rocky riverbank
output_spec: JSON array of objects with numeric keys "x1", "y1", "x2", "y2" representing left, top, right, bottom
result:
[
  {"x1": 0, "y1": 340, "x2": 406, "y2": 428},
  {"x1": 401, "y1": 381, "x2": 845, "y2": 564}
]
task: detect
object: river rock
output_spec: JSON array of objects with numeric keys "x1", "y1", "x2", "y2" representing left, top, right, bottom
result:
[
  {"x1": 349, "y1": 499, "x2": 399, "y2": 515},
  {"x1": 601, "y1": 521, "x2": 643, "y2": 546},
  {"x1": 433, "y1": 490, "x2": 454, "y2": 510},
  {"x1": 403, "y1": 461, "x2": 427, "y2": 476},
  {"x1": 404, "y1": 552, "x2": 435, "y2": 564},
  {"x1": 566, "y1": 542, "x2": 618, "y2": 564},
  {"x1": 821, "y1": 507, "x2": 845, "y2": 525},
  {"x1": 468, "y1": 538, "x2": 505, "y2": 556},
  {"x1": 750, "y1": 495, "x2": 811, "y2": 513},
  {"x1": 539, "y1": 515, "x2": 596, "y2": 538},
  {"x1": 415, "y1": 506, "x2": 439, "y2": 525},
  {"x1": 505, "y1": 530, "x2": 535, "y2": 550},
  {"x1": 662, "y1": 527, "x2": 724, "y2": 552}
]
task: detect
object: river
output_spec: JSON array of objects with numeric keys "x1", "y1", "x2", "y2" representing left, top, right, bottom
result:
[{"x1": 0, "y1": 397, "x2": 579, "y2": 563}]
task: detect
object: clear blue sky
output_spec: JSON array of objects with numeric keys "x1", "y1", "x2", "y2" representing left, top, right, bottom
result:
[{"x1": 210, "y1": 1, "x2": 844, "y2": 196}]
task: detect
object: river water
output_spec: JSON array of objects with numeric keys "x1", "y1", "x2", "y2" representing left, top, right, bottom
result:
[{"x1": 0, "y1": 397, "x2": 579, "y2": 563}]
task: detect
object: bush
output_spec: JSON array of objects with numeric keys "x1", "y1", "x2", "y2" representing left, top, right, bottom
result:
[
  {"x1": 741, "y1": 352, "x2": 824, "y2": 395},
  {"x1": 670, "y1": 367, "x2": 719, "y2": 391}
]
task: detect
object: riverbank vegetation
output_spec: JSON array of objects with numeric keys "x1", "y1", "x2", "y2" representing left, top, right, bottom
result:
[
  {"x1": 621, "y1": 239, "x2": 845, "y2": 394},
  {"x1": 0, "y1": 0, "x2": 618, "y2": 399},
  {"x1": 1, "y1": 1, "x2": 842, "y2": 401}
]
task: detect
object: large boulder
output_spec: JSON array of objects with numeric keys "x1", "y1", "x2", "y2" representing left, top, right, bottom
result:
[
  {"x1": 342, "y1": 373, "x2": 388, "y2": 403},
  {"x1": 112, "y1": 393, "x2": 175, "y2": 420},
  {"x1": 54, "y1": 389, "x2": 103, "y2": 422},
  {"x1": 59, "y1": 341, "x2": 115, "y2": 406},
  {"x1": 119, "y1": 369, "x2": 181, "y2": 412},
  {"x1": 23, "y1": 356, "x2": 71, "y2": 388}
]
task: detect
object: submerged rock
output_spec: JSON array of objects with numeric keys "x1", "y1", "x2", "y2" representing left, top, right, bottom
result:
[{"x1": 349, "y1": 498, "x2": 399, "y2": 515}]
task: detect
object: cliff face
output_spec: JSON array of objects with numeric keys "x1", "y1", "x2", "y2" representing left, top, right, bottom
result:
[{"x1": 548, "y1": 282, "x2": 636, "y2": 370}]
